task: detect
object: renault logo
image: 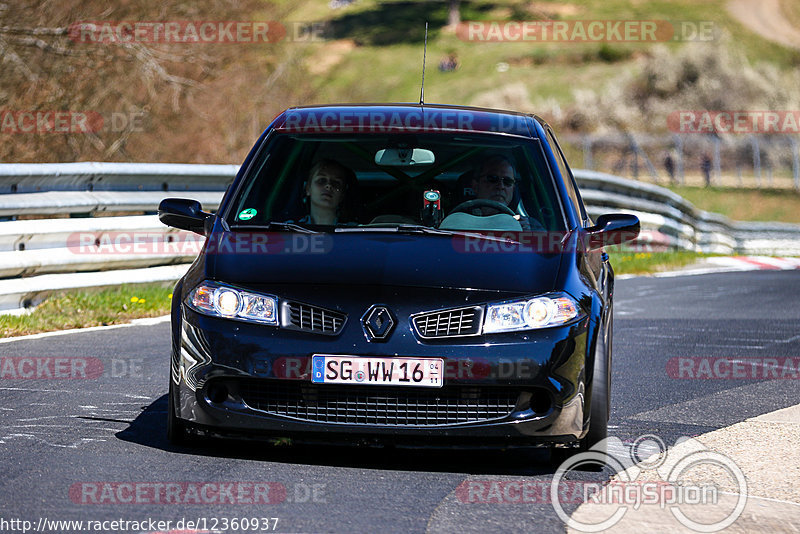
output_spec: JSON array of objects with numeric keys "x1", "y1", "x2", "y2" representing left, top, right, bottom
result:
[{"x1": 361, "y1": 305, "x2": 395, "y2": 341}]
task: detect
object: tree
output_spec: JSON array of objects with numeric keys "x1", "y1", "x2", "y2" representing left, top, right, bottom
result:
[
  {"x1": 448, "y1": 0, "x2": 461, "y2": 27},
  {"x1": 0, "y1": 0, "x2": 314, "y2": 163}
]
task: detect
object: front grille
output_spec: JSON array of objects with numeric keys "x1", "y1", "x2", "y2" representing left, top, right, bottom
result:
[
  {"x1": 282, "y1": 301, "x2": 346, "y2": 335},
  {"x1": 238, "y1": 381, "x2": 519, "y2": 426},
  {"x1": 412, "y1": 306, "x2": 483, "y2": 338}
]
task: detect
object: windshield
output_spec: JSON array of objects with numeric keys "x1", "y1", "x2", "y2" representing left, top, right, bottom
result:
[{"x1": 227, "y1": 132, "x2": 565, "y2": 233}]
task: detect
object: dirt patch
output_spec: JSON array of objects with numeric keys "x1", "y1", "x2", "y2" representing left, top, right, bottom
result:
[
  {"x1": 306, "y1": 39, "x2": 357, "y2": 76},
  {"x1": 470, "y1": 82, "x2": 534, "y2": 113},
  {"x1": 727, "y1": 0, "x2": 800, "y2": 49},
  {"x1": 527, "y1": 2, "x2": 583, "y2": 18}
]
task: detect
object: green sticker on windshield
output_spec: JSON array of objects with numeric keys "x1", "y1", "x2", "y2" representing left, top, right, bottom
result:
[{"x1": 238, "y1": 208, "x2": 257, "y2": 221}]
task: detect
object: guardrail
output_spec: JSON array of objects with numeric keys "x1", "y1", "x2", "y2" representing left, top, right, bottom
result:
[
  {"x1": 574, "y1": 170, "x2": 800, "y2": 256},
  {"x1": 0, "y1": 162, "x2": 236, "y2": 194},
  {"x1": 0, "y1": 163, "x2": 798, "y2": 313}
]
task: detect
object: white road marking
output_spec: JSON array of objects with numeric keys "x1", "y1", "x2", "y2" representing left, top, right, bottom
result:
[
  {"x1": 618, "y1": 256, "x2": 800, "y2": 280},
  {"x1": 0, "y1": 434, "x2": 106, "y2": 448},
  {"x1": 0, "y1": 314, "x2": 170, "y2": 344},
  {"x1": 719, "y1": 491, "x2": 800, "y2": 507},
  {"x1": 0, "y1": 387, "x2": 151, "y2": 399}
]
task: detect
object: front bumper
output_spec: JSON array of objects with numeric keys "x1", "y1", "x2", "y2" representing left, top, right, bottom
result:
[{"x1": 172, "y1": 295, "x2": 595, "y2": 446}]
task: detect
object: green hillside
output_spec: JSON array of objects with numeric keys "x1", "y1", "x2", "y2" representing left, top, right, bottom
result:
[
  {"x1": 281, "y1": 0, "x2": 800, "y2": 113},
  {"x1": 3, "y1": 0, "x2": 799, "y2": 168}
]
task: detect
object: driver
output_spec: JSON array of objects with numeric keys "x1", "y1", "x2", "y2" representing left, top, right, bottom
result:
[
  {"x1": 470, "y1": 155, "x2": 543, "y2": 230},
  {"x1": 470, "y1": 154, "x2": 517, "y2": 215}
]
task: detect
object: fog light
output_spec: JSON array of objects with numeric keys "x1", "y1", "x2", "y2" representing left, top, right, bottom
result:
[
  {"x1": 529, "y1": 392, "x2": 553, "y2": 414},
  {"x1": 206, "y1": 383, "x2": 229, "y2": 404}
]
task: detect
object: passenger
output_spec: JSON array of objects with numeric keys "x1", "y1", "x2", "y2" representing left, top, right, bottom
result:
[{"x1": 299, "y1": 159, "x2": 353, "y2": 225}]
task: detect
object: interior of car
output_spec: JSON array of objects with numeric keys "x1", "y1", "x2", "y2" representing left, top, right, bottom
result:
[{"x1": 229, "y1": 133, "x2": 565, "y2": 232}]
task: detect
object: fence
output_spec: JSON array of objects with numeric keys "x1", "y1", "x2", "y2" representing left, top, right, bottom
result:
[
  {"x1": 0, "y1": 162, "x2": 798, "y2": 313},
  {"x1": 563, "y1": 133, "x2": 800, "y2": 190}
]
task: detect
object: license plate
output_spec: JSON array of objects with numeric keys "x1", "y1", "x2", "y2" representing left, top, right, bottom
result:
[{"x1": 311, "y1": 355, "x2": 444, "y2": 388}]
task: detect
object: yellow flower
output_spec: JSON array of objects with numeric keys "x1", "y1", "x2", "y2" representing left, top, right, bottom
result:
[
  {"x1": 168, "y1": 294, "x2": 173, "y2": 299},
  {"x1": 130, "y1": 297, "x2": 139, "y2": 303},
  {"x1": 139, "y1": 299, "x2": 146, "y2": 304}
]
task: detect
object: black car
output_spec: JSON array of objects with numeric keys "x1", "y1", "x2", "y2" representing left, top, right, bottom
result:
[{"x1": 159, "y1": 103, "x2": 639, "y2": 454}]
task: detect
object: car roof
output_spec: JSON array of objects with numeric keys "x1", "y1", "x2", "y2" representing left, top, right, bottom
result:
[{"x1": 272, "y1": 103, "x2": 546, "y2": 137}]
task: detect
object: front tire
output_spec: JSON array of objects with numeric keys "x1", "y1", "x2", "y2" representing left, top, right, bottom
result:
[
  {"x1": 551, "y1": 322, "x2": 610, "y2": 468},
  {"x1": 580, "y1": 338, "x2": 609, "y2": 455},
  {"x1": 166, "y1": 378, "x2": 189, "y2": 446}
]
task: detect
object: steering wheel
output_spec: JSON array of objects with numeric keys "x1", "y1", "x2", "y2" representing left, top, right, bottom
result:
[{"x1": 449, "y1": 199, "x2": 515, "y2": 217}]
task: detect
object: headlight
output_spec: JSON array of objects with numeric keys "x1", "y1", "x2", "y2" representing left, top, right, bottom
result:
[
  {"x1": 187, "y1": 282, "x2": 278, "y2": 325},
  {"x1": 483, "y1": 294, "x2": 580, "y2": 333}
]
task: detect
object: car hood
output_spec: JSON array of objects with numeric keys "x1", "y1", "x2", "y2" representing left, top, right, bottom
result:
[{"x1": 205, "y1": 230, "x2": 564, "y2": 294}]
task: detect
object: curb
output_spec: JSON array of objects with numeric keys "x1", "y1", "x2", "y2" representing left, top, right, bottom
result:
[{"x1": 617, "y1": 256, "x2": 800, "y2": 279}]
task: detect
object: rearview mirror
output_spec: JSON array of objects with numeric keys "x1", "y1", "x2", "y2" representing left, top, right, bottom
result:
[
  {"x1": 585, "y1": 214, "x2": 640, "y2": 251},
  {"x1": 158, "y1": 198, "x2": 213, "y2": 235},
  {"x1": 374, "y1": 148, "x2": 435, "y2": 166}
]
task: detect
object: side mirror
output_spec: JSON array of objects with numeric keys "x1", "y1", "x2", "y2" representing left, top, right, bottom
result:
[
  {"x1": 585, "y1": 214, "x2": 640, "y2": 251},
  {"x1": 158, "y1": 198, "x2": 213, "y2": 235}
]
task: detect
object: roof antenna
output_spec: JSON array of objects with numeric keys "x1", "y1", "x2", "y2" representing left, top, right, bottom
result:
[{"x1": 419, "y1": 21, "x2": 428, "y2": 105}]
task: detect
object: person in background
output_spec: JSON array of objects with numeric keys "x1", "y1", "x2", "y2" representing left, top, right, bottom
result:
[
  {"x1": 438, "y1": 52, "x2": 459, "y2": 72},
  {"x1": 664, "y1": 152, "x2": 675, "y2": 184},
  {"x1": 701, "y1": 153, "x2": 712, "y2": 187}
]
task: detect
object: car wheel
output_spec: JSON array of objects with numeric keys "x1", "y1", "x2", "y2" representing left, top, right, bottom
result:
[
  {"x1": 580, "y1": 334, "x2": 609, "y2": 455},
  {"x1": 166, "y1": 377, "x2": 189, "y2": 446},
  {"x1": 550, "y1": 323, "x2": 610, "y2": 468}
]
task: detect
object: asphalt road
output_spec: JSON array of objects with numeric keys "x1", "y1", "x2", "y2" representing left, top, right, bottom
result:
[{"x1": 0, "y1": 271, "x2": 798, "y2": 534}]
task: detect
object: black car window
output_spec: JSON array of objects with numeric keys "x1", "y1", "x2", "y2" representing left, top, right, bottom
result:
[
  {"x1": 545, "y1": 128, "x2": 587, "y2": 225},
  {"x1": 227, "y1": 133, "x2": 566, "y2": 233}
]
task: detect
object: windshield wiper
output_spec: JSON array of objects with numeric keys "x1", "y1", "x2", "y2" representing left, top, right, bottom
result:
[{"x1": 229, "y1": 222, "x2": 321, "y2": 234}]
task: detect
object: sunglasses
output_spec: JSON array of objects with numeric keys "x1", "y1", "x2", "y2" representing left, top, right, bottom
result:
[{"x1": 482, "y1": 174, "x2": 516, "y2": 187}]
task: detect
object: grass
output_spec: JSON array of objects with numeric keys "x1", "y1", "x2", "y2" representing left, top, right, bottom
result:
[
  {"x1": 0, "y1": 283, "x2": 174, "y2": 338},
  {"x1": 288, "y1": 0, "x2": 800, "y2": 113},
  {"x1": 608, "y1": 249, "x2": 708, "y2": 275},
  {"x1": 667, "y1": 186, "x2": 800, "y2": 223}
]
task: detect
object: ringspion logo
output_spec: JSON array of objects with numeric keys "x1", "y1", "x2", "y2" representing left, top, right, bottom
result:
[{"x1": 551, "y1": 435, "x2": 747, "y2": 532}]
